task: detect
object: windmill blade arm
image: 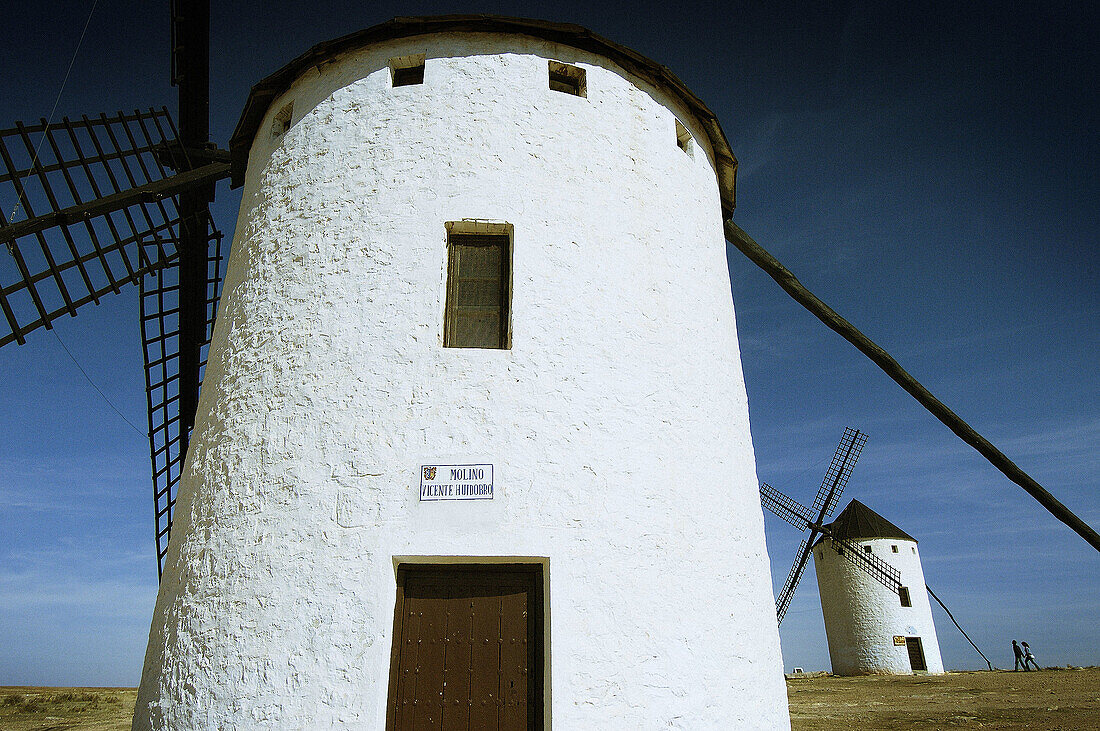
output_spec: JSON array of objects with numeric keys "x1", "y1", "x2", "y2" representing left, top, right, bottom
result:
[
  {"x1": 0, "y1": 161, "x2": 229, "y2": 246},
  {"x1": 760, "y1": 482, "x2": 814, "y2": 531},
  {"x1": 775, "y1": 536, "x2": 815, "y2": 624},
  {"x1": 814, "y1": 427, "x2": 867, "y2": 518},
  {"x1": 828, "y1": 536, "x2": 902, "y2": 594}
]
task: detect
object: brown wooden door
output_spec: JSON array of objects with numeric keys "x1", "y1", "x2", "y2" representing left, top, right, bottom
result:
[
  {"x1": 906, "y1": 636, "x2": 927, "y2": 671},
  {"x1": 387, "y1": 564, "x2": 543, "y2": 731}
]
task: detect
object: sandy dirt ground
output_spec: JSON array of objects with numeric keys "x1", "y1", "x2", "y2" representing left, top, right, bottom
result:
[
  {"x1": 787, "y1": 667, "x2": 1100, "y2": 730},
  {"x1": 2, "y1": 668, "x2": 1097, "y2": 729}
]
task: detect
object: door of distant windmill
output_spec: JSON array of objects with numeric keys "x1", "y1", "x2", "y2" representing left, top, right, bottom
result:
[
  {"x1": 386, "y1": 565, "x2": 543, "y2": 730},
  {"x1": 906, "y1": 637, "x2": 927, "y2": 672}
]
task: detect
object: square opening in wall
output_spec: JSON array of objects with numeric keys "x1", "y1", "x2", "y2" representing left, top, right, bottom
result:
[
  {"x1": 675, "y1": 119, "x2": 694, "y2": 156},
  {"x1": 391, "y1": 54, "x2": 425, "y2": 87},
  {"x1": 271, "y1": 102, "x2": 293, "y2": 137},
  {"x1": 891, "y1": 545, "x2": 899, "y2": 553},
  {"x1": 548, "y1": 61, "x2": 586, "y2": 97},
  {"x1": 863, "y1": 545, "x2": 872, "y2": 554}
]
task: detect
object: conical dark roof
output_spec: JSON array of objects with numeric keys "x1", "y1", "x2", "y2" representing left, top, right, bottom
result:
[{"x1": 814, "y1": 499, "x2": 916, "y2": 546}]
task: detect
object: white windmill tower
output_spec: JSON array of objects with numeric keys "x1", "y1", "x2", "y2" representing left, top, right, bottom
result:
[
  {"x1": 760, "y1": 429, "x2": 944, "y2": 676},
  {"x1": 812, "y1": 500, "x2": 944, "y2": 675},
  {"x1": 131, "y1": 15, "x2": 789, "y2": 730}
]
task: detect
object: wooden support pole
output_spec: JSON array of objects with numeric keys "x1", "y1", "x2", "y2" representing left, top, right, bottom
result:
[{"x1": 725, "y1": 219, "x2": 1100, "y2": 553}]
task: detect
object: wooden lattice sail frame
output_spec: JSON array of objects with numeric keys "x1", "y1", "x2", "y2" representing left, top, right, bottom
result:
[{"x1": 0, "y1": 107, "x2": 229, "y2": 575}]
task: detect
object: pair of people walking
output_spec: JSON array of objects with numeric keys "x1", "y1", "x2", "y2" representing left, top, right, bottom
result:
[{"x1": 1012, "y1": 640, "x2": 1039, "y2": 671}]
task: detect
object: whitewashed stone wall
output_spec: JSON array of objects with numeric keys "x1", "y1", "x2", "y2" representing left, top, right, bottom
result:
[
  {"x1": 134, "y1": 32, "x2": 789, "y2": 729},
  {"x1": 814, "y1": 537, "x2": 944, "y2": 675}
]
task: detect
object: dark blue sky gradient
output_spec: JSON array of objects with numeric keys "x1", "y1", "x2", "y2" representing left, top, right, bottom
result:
[{"x1": 1, "y1": 0, "x2": 1096, "y2": 685}]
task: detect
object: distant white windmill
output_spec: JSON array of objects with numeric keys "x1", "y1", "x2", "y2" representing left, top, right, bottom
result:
[
  {"x1": 760, "y1": 429, "x2": 944, "y2": 675},
  {"x1": 812, "y1": 499, "x2": 944, "y2": 674}
]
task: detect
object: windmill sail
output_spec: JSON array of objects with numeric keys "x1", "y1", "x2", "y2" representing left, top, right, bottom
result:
[
  {"x1": 0, "y1": 109, "x2": 226, "y2": 345},
  {"x1": 0, "y1": 108, "x2": 230, "y2": 575},
  {"x1": 775, "y1": 537, "x2": 813, "y2": 623},
  {"x1": 824, "y1": 535, "x2": 903, "y2": 593},
  {"x1": 812, "y1": 426, "x2": 866, "y2": 517},
  {"x1": 140, "y1": 215, "x2": 224, "y2": 574},
  {"x1": 760, "y1": 428, "x2": 879, "y2": 623},
  {"x1": 760, "y1": 482, "x2": 814, "y2": 531}
]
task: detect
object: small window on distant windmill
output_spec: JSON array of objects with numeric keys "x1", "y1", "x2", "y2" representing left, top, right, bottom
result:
[
  {"x1": 548, "y1": 61, "x2": 585, "y2": 97},
  {"x1": 891, "y1": 545, "x2": 898, "y2": 553},
  {"x1": 272, "y1": 102, "x2": 293, "y2": 137},
  {"x1": 675, "y1": 119, "x2": 693, "y2": 156},
  {"x1": 899, "y1": 587, "x2": 912, "y2": 607},
  {"x1": 391, "y1": 54, "x2": 425, "y2": 87},
  {"x1": 912, "y1": 546, "x2": 916, "y2": 554},
  {"x1": 863, "y1": 545, "x2": 872, "y2": 554}
]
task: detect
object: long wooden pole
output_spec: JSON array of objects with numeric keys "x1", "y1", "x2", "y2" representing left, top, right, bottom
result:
[{"x1": 725, "y1": 219, "x2": 1100, "y2": 553}]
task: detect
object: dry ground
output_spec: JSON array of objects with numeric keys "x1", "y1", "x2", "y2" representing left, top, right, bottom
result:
[
  {"x1": 1, "y1": 668, "x2": 1097, "y2": 729},
  {"x1": 787, "y1": 666, "x2": 1100, "y2": 730},
  {"x1": 0, "y1": 688, "x2": 137, "y2": 731}
]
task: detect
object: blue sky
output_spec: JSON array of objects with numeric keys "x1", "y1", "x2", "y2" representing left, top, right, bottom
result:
[{"x1": 1, "y1": 1, "x2": 1096, "y2": 685}]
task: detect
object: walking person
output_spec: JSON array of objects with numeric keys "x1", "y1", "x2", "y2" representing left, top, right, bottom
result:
[
  {"x1": 1022, "y1": 642, "x2": 1039, "y2": 671},
  {"x1": 1012, "y1": 640, "x2": 1026, "y2": 671}
]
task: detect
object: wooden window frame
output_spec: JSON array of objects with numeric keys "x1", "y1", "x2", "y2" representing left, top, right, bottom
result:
[
  {"x1": 385, "y1": 563, "x2": 545, "y2": 730},
  {"x1": 675, "y1": 119, "x2": 693, "y2": 156},
  {"x1": 443, "y1": 224, "x2": 513, "y2": 349},
  {"x1": 271, "y1": 102, "x2": 293, "y2": 137},
  {"x1": 390, "y1": 54, "x2": 426, "y2": 87},
  {"x1": 548, "y1": 61, "x2": 586, "y2": 97},
  {"x1": 899, "y1": 586, "x2": 912, "y2": 607}
]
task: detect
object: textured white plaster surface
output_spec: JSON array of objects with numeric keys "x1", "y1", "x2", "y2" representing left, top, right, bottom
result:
[
  {"x1": 134, "y1": 32, "x2": 789, "y2": 729},
  {"x1": 814, "y1": 537, "x2": 944, "y2": 675}
]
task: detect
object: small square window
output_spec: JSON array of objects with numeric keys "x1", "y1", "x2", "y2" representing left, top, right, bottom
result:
[
  {"x1": 899, "y1": 587, "x2": 912, "y2": 607},
  {"x1": 444, "y1": 224, "x2": 512, "y2": 349},
  {"x1": 391, "y1": 54, "x2": 425, "y2": 87},
  {"x1": 891, "y1": 545, "x2": 898, "y2": 553},
  {"x1": 271, "y1": 102, "x2": 293, "y2": 137},
  {"x1": 548, "y1": 61, "x2": 586, "y2": 97},
  {"x1": 863, "y1": 545, "x2": 872, "y2": 554},
  {"x1": 912, "y1": 546, "x2": 916, "y2": 554},
  {"x1": 675, "y1": 119, "x2": 693, "y2": 156}
]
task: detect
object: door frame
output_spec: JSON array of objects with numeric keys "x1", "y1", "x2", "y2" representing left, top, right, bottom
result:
[
  {"x1": 385, "y1": 558, "x2": 548, "y2": 730},
  {"x1": 905, "y1": 636, "x2": 927, "y2": 672}
]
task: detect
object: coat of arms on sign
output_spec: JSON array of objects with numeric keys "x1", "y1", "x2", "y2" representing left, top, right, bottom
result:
[{"x1": 422, "y1": 466, "x2": 436, "y2": 481}]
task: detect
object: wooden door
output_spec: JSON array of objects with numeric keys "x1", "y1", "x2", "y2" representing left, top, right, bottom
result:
[
  {"x1": 387, "y1": 564, "x2": 543, "y2": 730},
  {"x1": 906, "y1": 636, "x2": 927, "y2": 672}
]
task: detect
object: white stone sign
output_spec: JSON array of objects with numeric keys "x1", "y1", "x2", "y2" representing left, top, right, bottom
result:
[{"x1": 420, "y1": 464, "x2": 494, "y2": 501}]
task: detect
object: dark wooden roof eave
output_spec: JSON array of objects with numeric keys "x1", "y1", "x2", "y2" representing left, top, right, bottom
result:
[{"x1": 228, "y1": 14, "x2": 737, "y2": 215}]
